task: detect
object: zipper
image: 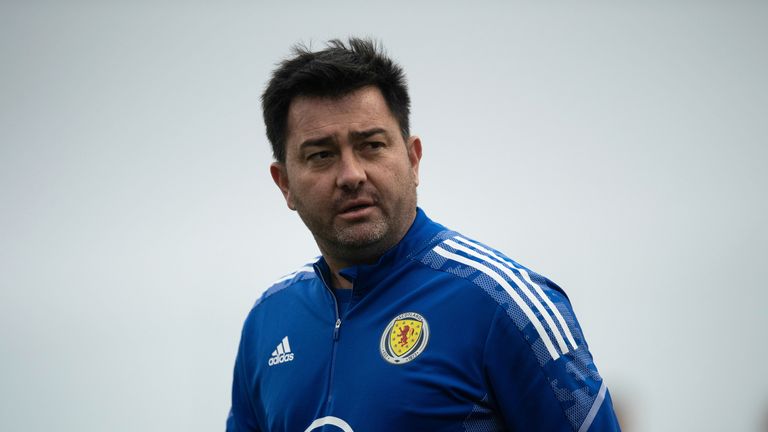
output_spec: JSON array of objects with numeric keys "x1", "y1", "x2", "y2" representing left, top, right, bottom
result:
[
  {"x1": 333, "y1": 318, "x2": 341, "y2": 340},
  {"x1": 316, "y1": 266, "x2": 342, "y2": 409},
  {"x1": 316, "y1": 268, "x2": 342, "y2": 338}
]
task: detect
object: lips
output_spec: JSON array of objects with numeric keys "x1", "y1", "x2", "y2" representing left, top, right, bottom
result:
[{"x1": 338, "y1": 199, "x2": 375, "y2": 215}]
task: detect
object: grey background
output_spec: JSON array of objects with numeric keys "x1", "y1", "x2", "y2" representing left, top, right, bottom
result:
[{"x1": 1, "y1": 1, "x2": 766, "y2": 431}]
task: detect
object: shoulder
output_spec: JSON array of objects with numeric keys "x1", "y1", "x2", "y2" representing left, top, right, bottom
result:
[
  {"x1": 422, "y1": 234, "x2": 616, "y2": 431},
  {"x1": 417, "y1": 233, "x2": 582, "y2": 361},
  {"x1": 252, "y1": 259, "x2": 320, "y2": 310}
]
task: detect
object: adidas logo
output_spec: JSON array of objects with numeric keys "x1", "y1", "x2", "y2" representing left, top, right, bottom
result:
[{"x1": 268, "y1": 336, "x2": 294, "y2": 366}]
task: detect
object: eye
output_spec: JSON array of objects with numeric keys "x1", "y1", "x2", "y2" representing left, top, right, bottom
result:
[
  {"x1": 307, "y1": 151, "x2": 333, "y2": 161},
  {"x1": 363, "y1": 141, "x2": 385, "y2": 151}
]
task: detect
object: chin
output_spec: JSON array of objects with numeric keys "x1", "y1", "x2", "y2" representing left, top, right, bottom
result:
[
  {"x1": 333, "y1": 220, "x2": 389, "y2": 247},
  {"x1": 336, "y1": 228, "x2": 386, "y2": 248}
]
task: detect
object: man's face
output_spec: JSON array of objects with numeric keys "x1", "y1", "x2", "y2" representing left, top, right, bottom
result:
[{"x1": 271, "y1": 86, "x2": 422, "y2": 265}]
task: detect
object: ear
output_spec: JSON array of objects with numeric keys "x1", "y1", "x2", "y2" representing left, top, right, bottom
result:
[
  {"x1": 407, "y1": 136, "x2": 423, "y2": 186},
  {"x1": 270, "y1": 162, "x2": 295, "y2": 210}
]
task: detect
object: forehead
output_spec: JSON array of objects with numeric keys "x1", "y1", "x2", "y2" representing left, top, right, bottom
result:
[{"x1": 285, "y1": 86, "x2": 398, "y2": 145}]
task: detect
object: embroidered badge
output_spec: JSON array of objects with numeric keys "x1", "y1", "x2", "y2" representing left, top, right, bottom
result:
[{"x1": 380, "y1": 312, "x2": 429, "y2": 364}]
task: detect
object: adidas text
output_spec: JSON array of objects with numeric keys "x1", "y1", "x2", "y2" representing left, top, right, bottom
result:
[{"x1": 268, "y1": 353, "x2": 294, "y2": 366}]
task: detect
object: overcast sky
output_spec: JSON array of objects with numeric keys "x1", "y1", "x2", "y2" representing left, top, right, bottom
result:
[{"x1": 1, "y1": 1, "x2": 767, "y2": 431}]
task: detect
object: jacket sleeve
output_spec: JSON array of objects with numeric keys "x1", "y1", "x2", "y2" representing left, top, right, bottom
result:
[
  {"x1": 483, "y1": 297, "x2": 621, "y2": 431},
  {"x1": 226, "y1": 327, "x2": 261, "y2": 432}
]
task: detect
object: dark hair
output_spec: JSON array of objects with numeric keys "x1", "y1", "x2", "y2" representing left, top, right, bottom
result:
[{"x1": 262, "y1": 37, "x2": 411, "y2": 162}]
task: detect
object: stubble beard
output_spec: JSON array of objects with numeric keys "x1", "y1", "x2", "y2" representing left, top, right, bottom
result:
[
  {"x1": 295, "y1": 188, "x2": 417, "y2": 266},
  {"x1": 298, "y1": 204, "x2": 394, "y2": 265}
]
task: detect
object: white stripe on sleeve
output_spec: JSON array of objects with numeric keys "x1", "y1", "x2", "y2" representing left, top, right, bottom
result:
[
  {"x1": 444, "y1": 239, "x2": 569, "y2": 354},
  {"x1": 455, "y1": 236, "x2": 579, "y2": 350},
  {"x1": 434, "y1": 245, "x2": 560, "y2": 360},
  {"x1": 272, "y1": 266, "x2": 315, "y2": 284}
]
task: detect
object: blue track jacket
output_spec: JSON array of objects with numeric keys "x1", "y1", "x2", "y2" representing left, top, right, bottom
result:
[{"x1": 228, "y1": 208, "x2": 621, "y2": 431}]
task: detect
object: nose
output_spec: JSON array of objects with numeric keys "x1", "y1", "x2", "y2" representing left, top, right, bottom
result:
[{"x1": 336, "y1": 151, "x2": 366, "y2": 190}]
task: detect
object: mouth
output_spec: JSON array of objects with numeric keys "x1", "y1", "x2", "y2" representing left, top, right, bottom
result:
[
  {"x1": 342, "y1": 203, "x2": 372, "y2": 213},
  {"x1": 338, "y1": 200, "x2": 376, "y2": 218}
]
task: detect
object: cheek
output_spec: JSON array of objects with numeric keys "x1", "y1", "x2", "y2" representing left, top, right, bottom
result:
[
  {"x1": 374, "y1": 165, "x2": 415, "y2": 197},
  {"x1": 291, "y1": 176, "x2": 328, "y2": 203}
]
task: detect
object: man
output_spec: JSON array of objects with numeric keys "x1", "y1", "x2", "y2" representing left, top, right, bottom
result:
[{"x1": 228, "y1": 38, "x2": 621, "y2": 431}]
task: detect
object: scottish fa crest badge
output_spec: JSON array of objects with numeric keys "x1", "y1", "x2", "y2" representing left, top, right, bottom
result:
[{"x1": 380, "y1": 312, "x2": 429, "y2": 364}]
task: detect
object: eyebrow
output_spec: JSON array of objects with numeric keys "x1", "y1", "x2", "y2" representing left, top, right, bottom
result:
[
  {"x1": 298, "y1": 128, "x2": 389, "y2": 151},
  {"x1": 299, "y1": 136, "x2": 334, "y2": 151},
  {"x1": 349, "y1": 128, "x2": 388, "y2": 140}
]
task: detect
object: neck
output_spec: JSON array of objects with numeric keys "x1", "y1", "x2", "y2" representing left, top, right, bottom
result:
[
  {"x1": 326, "y1": 260, "x2": 354, "y2": 289},
  {"x1": 320, "y1": 237, "x2": 397, "y2": 289},
  {"x1": 319, "y1": 207, "x2": 419, "y2": 289}
]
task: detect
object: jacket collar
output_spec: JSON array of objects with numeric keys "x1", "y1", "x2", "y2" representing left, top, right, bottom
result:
[{"x1": 315, "y1": 207, "x2": 447, "y2": 292}]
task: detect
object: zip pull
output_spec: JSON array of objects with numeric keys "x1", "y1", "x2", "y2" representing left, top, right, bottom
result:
[{"x1": 333, "y1": 318, "x2": 341, "y2": 340}]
